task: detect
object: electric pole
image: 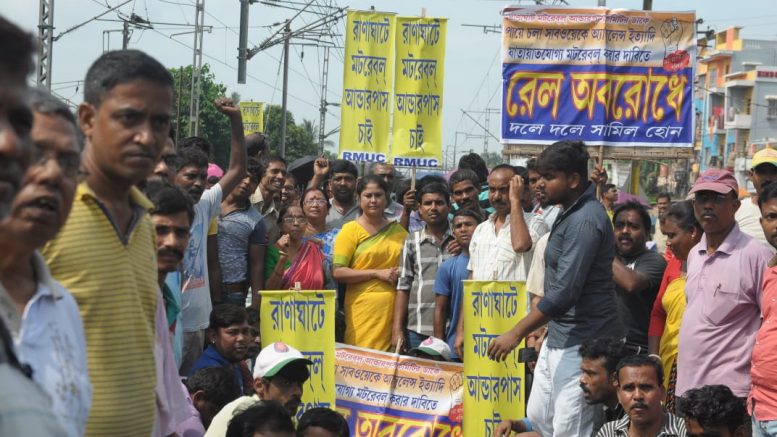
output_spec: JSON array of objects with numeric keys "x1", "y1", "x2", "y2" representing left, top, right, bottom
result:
[
  {"x1": 318, "y1": 46, "x2": 330, "y2": 153},
  {"x1": 237, "y1": 0, "x2": 250, "y2": 84},
  {"x1": 188, "y1": 0, "x2": 205, "y2": 137},
  {"x1": 37, "y1": 0, "x2": 55, "y2": 90},
  {"x1": 244, "y1": 1, "x2": 345, "y2": 155},
  {"x1": 122, "y1": 21, "x2": 130, "y2": 49},
  {"x1": 280, "y1": 21, "x2": 290, "y2": 157}
]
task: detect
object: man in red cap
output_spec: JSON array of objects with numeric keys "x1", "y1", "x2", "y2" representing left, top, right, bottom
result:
[{"x1": 676, "y1": 169, "x2": 773, "y2": 408}]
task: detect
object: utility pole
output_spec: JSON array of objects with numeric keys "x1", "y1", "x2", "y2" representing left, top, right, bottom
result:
[
  {"x1": 280, "y1": 22, "x2": 290, "y2": 157},
  {"x1": 175, "y1": 66, "x2": 183, "y2": 146},
  {"x1": 122, "y1": 21, "x2": 130, "y2": 49},
  {"x1": 188, "y1": 0, "x2": 205, "y2": 137},
  {"x1": 244, "y1": 1, "x2": 345, "y2": 154},
  {"x1": 37, "y1": 0, "x2": 55, "y2": 89},
  {"x1": 237, "y1": 0, "x2": 250, "y2": 84},
  {"x1": 318, "y1": 46, "x2": 330, "y2": 153}
]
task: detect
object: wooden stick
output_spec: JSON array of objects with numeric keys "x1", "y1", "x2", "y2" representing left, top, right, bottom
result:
[
  {"x1": 410, "y1": 167, "x2": 417, "y2": 191},
  {"x1": 596, "y1": 144, "x2": 604, "y2": 199}
]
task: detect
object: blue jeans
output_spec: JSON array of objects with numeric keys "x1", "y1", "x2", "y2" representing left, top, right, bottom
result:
[
  {"x1": 753, "y1": 414, "x2": 777, "y2": 437},
  {"x1": 406, "y1": 330, "x2": 429, "y2": 350}
]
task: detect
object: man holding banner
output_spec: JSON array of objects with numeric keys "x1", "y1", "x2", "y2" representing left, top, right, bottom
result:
[{"x1": 488, "y1": 141, "x2": 625, "y2": 437}]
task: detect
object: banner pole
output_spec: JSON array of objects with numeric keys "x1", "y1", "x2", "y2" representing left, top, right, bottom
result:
[{"x1": 596, "y1": 144, "x2": 604, "y2": 200}]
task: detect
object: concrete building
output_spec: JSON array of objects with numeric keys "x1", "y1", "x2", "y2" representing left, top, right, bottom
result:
[{"x1": 696, "y1": 27, "x2": 777, "y2": 191}]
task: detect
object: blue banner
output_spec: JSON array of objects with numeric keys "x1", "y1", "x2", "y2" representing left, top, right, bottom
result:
[
  {"x1": 501, "y1": 7, "x2": 696, "y2": 148},
  {"x1": 501, "y1": 63, "x2": 693, "y2": 146}
]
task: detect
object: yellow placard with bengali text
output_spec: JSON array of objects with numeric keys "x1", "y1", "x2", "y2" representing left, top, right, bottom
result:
[
  {"x1": 390, "y1": 17, "x2": 446, "y2": 169},
  {"x1": 463, "y1": 281, "x2": 528, "y2": 436},
  {"x1": 239, "y1": 101, "x2": 264, "y2": 136},
  {"x1": 260, "y1": 290, "x2": 336, "y2": 420},
  {"x1": 339, "y1": 10, "x2": 395, "y2": 164}
]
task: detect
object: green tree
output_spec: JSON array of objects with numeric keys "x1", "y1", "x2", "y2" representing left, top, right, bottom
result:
[
  {"x1": 170, "y1": 64, "x2": 231, "y2": 167},
  {"x1": 263, "y1": 104, "x2": 318, "y2": 162}
]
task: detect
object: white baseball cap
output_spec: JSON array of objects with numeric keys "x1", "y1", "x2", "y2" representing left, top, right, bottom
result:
[
  {"x1": 410, "y1": 336, "x2": 452, "y2": 361},
  {"x1": 253, "y1": 341, "x2": 312, "y2": 378}
]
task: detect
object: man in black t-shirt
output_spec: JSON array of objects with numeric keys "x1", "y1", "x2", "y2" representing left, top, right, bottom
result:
[{"x1": 611, "y1": 201, "x2": 667, "y2": 352}]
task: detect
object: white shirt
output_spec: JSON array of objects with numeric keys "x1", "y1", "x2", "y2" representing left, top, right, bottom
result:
[
  {"x1": 736, "y1": 197, "x2": 770, "y2": 246},
  {"x1": 204, "y1": 394, "x2": 260, "y2": 437},
  {"x1": 15, "y1": 252, "x2": 91, "y2": 437},
  {"x1": 525, "y1": 233, "x2": 550, "y2": 298},
  {"x1": 181, "y1": 184, "x2": 223, "y2": 332},
  {"x1": 468, "y1": 212, "x2": 535, "y2": 281}
]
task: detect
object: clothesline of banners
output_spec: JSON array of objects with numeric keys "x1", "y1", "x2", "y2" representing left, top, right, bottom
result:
[
  {"x1": 338, "y1": 6, "x2": 696, "y2": 170},
  {"x1": 260, "y1": 281, "x2": 527, "y2": 436}
]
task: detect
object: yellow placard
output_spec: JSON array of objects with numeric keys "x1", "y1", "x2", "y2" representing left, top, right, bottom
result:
[
  {"x1": 339, "y1": 10, "x2": 395, "y2": 163},
  {"x1": 259, "y1": 290, "x2": 336, "y2": 419},
  {"x1": 390, "y1": 17, "x2": 446, "y2": 169},
  {"x1": 462, "y1": 281, "x2": 528, "y2": 436},
  {"x1": 239, "y1": 101, "x2": 264, "y2": 137}
]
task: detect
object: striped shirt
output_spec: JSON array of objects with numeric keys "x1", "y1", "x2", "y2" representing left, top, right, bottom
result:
[
  {"x1": 595, "y1": 412, "x2": 687, "y2": 437},
  {"x1": 42, "y1": 182, "x2": 158, "y2": 437},
  {"x1": 397, "y1": 226, "x2": 454, "y2": 335}
]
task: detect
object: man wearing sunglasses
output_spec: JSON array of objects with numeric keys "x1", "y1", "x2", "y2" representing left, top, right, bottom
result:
[{"x1": 676, "y1": 169, "x2": 773, "y2": 412}]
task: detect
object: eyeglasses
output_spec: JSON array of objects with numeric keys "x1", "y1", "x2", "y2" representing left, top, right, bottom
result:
[
  {"x1": 693, "y1": 192, "x2": 730, "y2": 204},
  {"x1": 282, "y1": 216, "x2": 308, "y2": 224},
  {"x1": 304, "y1": 199, "x2": 327, "y2": 206},
  {"x1": 30, "y1": 146, "x2": 81, "y2": 177}
]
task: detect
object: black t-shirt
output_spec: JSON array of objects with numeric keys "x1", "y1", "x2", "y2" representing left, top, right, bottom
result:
[{"x1": 615, "y1": 249, "x2": 667, "y2": 350}]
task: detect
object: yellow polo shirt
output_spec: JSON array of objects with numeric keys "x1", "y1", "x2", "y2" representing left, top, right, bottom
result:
[{"x1": 42, "y1": 182, "x2": 158, "y2": 437}]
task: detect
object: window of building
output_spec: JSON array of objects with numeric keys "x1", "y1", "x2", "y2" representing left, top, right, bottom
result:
[{"x1": 767, "y1": 96, "x2": 777, "y2": 119}]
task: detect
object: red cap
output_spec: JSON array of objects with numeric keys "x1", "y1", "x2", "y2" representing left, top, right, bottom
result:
[{"x1": 689, "y1": 168, "x2": 738, "y2": 195}]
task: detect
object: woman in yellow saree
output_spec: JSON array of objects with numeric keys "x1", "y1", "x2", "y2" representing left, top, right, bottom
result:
[
  {"x1": 647, "y1": 200, "x2": 701, "y2": 411},
  {"x1": 333, "y1": 175, "x2": 407, "y2": 351}
]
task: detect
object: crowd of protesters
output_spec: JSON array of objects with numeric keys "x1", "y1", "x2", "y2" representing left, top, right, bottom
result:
[{"x1": 2, "y1": 13, "x2": 777, "y2": 437}]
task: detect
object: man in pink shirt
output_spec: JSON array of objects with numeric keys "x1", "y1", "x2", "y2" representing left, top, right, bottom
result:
[
  {"x1": 751, "y1": 182, "x2": 777, "y2": 436},
  {"x1": 677, "y1": 169, "x2": 773, "y2": 402}
]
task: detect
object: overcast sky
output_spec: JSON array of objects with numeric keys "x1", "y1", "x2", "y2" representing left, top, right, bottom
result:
[{"x1": 4, "y1": 0, "x2": 774, "y2": 163}]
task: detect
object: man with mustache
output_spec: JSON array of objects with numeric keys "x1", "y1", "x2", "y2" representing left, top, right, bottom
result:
[
  {"x1": 0, "y1": 87, "x2": 91, "y2": 437},
  {"x1": 324, "y1": 159, "x2": 359, "y2": 230},
  {"x1": 205, "y1": 341, "x2": 312, "y2": 437},
  {"x1": 611, "y1": 201, "x2": 667, "y2": 353},
  {"x1": 677, "y1": 169, "x2": 772, "y2": 407},
  {"x1": 735, "y1": 148, "x2": 777, "y2": 246},
  {"x1": 596, "y1": 355, "x2": 687, "y2": 436},
  {"x1": 496, "y1": 337, "x2": 629, "y2": 437},
  {"x1": 488, "y1": 141, "x2": 625, "y2": 437},
  {"x1": 173, "y1": 98, "x2": 247, "y2": 376},
  {"x1": 0, "y1": 15, "x2": 68, "y2": 437},
  {"x1": 391, "y1": 182, "x2": 455, "y2": 351},
  {"x1": 144, "y1": 180, "x2": 198, "y2": 436},
  {"x1": 217, "y1": 158, "x2": 267, "y2": 308},
  {"x1": 527, "y1": 157, "x2": 560, "y2": 229},
  {"x1": 250, "y1": 154, "x2": 287, "y2": 244},
  {"x1": 466, "y1": 164, "x2": 534, "y2": 281}
]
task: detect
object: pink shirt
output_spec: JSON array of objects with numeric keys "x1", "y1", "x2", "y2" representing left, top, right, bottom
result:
[
  {"x1": 749, "y1": 256, "x2": 777, "y2": 420},
  {"x1": 677, "y1": 224, "x2": 773, "y2": 397}
]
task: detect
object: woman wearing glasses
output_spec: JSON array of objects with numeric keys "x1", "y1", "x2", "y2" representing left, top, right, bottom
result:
[
  {"x1": 300, "y1": 187, "x2": 340, "y2": 264},
  {"x1": 265, "y1": 205, "x2": 328, "y2": 290}
]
